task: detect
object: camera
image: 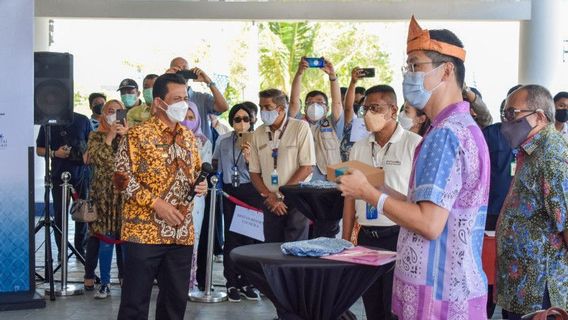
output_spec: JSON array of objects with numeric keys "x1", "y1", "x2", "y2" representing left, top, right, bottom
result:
[{"x1": 177, "y1": 69, "x2": 198, "y2": 80}]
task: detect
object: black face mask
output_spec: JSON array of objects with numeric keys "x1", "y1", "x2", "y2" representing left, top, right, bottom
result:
[
  {"x1": 93, "y1": 103, "x2": 104, "y2": 115},
  {"x1": 555, "y1": 109, "x2": 568, "y2": 123},
  {"x1": 500, "y1": 113, "x2": 535, "y2": 148}
]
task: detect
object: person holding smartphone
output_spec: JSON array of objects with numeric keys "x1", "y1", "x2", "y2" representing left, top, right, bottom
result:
[
  {"x1": 84, "y1": 99, "x2": 128, "y2": 299},
  {"x1": 212, "y1": 102, "x2": 263, "y2": 302}
]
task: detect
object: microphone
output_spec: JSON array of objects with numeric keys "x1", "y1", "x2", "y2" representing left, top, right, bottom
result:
[{"x1": 187, "y1": 162, "x2": 215, "y2": 201}]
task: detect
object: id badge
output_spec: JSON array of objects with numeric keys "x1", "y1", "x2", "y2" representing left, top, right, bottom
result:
[
  {"x1": 271, "y1": 169, "x2": 279, "y2": 186},
  {"x1": 231, "y1": 167, "x2": 240, "y2": 188},
  {"x1": 510, "y1": 160, "x2": 516, "y2": 177},
  {"x1": 366, "y1": 203, "x2": 378, "y2": 220}
]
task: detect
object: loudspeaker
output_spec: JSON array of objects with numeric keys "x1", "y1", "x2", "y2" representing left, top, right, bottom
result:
[{"x1": 34, "y1": 52, "x2": 74, "y2": 125}]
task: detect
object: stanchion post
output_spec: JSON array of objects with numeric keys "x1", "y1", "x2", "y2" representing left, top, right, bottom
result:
[
  {"x1": 45, "y1": 172, "x2": 83, "y2": 297},
  {"x1": 189, "y1": 175, "x2": 227, "y2": 303}
]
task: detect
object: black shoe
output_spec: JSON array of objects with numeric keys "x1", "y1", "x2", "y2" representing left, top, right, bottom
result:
[
  {"x1": 227, "y1": 287, "x2": 241, "y2": 302},
  {"x1": 240, "y1": 285, "x2": 261, "y2": 301}
]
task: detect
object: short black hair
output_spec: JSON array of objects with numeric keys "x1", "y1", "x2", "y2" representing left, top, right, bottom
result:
[
  {"x1": 553, "y1": 91, "x2": 568, "y2": 103},
  {"x1": 152, "y1": 73, "x2": 187, "y2": 101},
  {"x1": 259, "y1": 89, "x2": 289, "y2": 107},
  {"x1": 305, "y1": 90, "x2": 328, "y2": 106},
  {"x1": 355, "y1": 87, "x2": 366, "y2": 95},
  {"x1": 143, "y1": 73, "x2": 159, "y2": 83},
  {"x1": 425, "y1": 29, "x2": 465, "y2": 88},
  {"x1": 88, "y1": 92, "x2": 106, "y2": 106},
  {"x1": 229, "y1": 102, "x2": 255, "y2": 129},
  {"x1": 364, "y1": 85, "x2": 397, "y2": 106},
  {"x1": 241, "y1": 101, "x2": 258, "y2": 115}
]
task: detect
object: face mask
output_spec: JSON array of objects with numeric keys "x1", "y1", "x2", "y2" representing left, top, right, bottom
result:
[
  {"x1": 181, "y1": 119, "x2": 199, "y2": 132},
  {"x1": 159, "y1": 100, "x2": 189, "y2": 123},
  {"x1": 121, "y1": 94, "x2": 138, "y2": 108},
  {"x1": 105, "y1": 113, "x2": 116, "y2": 125},
  {"x1": 364, "y1": 111, "x2": 389, "y2": 133},
  {"x1": 555, "y1": 109, "x2": 568, "y2": 123},
  {"x1": 261, "y1": 109, "x2": 280, "y2": 126},
  {"x1": 306, "y1": 103, "x2": 326, "y2": 122},
  {"x1": 398, "y1": 112, "x2": 415, "y2": 130},
  {"x1": 500, "y1": 113, "x2": 535, "y2": 148},
  {"x1": 143, "y1": 88, "x2": 153, "y2": 105},
  {"x1": 93, "y1": 103, "x2": 104, "y2": 115},
  {"x1": 402, "y1": 64, "x2": 444, "y2": 110}
]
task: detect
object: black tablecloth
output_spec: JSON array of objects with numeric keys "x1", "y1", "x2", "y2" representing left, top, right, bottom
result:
[
  {"x1": 279, "y1": 185, "x2": 344, "y2": 222},
  {"x1": 231, "y1": 243, "x2": 388, "y2": 320}
]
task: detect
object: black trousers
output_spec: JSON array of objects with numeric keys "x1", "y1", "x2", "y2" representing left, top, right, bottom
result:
[
  {"x1": 263, "y1": 196, "x2": 309, "y2": 243},
  {"x1": 117, "y1": 242, "x2": 193, "y2": 320},
  {"x1": 358, "y1": 225, "x2": 400, "y2": 320},
  {"x1": 51, "y1": 178, "x2": 88, "y2": 257},
  {"x1": 222, "y1": 183, "x2": 265, "y2": 288},
  {"x1": 196, "y1": 187, "x2": 224, "y2": 289}
]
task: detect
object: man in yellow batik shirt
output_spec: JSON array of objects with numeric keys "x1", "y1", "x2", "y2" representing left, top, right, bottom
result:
[{"x1": 115, "y1": 73, "x2": 208, "y2": 320}]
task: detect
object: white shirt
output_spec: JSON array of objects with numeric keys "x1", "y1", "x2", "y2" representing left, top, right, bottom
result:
[{"x1": 349, "y1": 123, "x2": 421, "y2": 226}]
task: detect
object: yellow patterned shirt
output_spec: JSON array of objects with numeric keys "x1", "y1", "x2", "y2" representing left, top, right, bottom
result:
[{"x1": 116, "y1": 116, "x2": 201, "y2": 245}]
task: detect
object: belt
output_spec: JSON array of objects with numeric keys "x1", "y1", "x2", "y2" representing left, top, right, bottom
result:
[{"x1": 360, "y1": 225, "x2": 400, "y2": 239}]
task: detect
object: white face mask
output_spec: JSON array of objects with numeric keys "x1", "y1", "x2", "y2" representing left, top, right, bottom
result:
[
  {"x1": 306, "y1": 103, "x2": 326, "y2": 122},
  {"x1": 398, "y1": 112, "x2": 415, "y2": 130},
  {"x1": 402, "y1": 64, "x2": 444, "y2": 110},
  {"x1": 159, "y1": 100, "x2": 189, "y2": 123},
  {"x1": 105, "y1": 113, "x2": 116, "y2": 125},
  {"x1": 261, "y1": 109, "x2": 280, "y2": 126}
]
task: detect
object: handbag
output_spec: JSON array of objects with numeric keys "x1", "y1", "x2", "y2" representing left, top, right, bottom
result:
[
  {"x1": 530, "y1": 307, "x2": 568, "y2": 320},
  {"x1": 71, "y1": 197, "x2": 98, "y2": 223}
]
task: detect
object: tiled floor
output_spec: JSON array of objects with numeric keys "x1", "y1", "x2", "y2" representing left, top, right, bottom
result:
[{"x1": 1, "y1": 219, "x2": 506, "y2": 319}]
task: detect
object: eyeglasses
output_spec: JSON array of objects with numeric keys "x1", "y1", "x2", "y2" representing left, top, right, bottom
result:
[
  {"x1": 501, "y1": 107, "x2": 536, "y2": 122},
  {"x1": 361, "y1": 104, "x2": 392, "y2": 115},
  {"x1": 233, "y1": 116, "x2": 250, "y2": 123},
  {"x1": 401, "y1": 61, "x2": 445, "y2": 73}
]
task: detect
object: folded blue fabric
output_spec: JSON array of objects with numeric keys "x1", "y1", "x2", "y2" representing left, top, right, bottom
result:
[{"x1": 280, "y1": 237, "x2": 354, "y2": 257}]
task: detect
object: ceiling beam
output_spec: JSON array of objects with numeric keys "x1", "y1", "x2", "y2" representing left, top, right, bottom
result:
[{"x1": 35, "y1": 0, "x2": 531, "y2": 21}]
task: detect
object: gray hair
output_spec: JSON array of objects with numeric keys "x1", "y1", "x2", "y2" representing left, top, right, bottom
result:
[{"x1": 517, "y1": 85, "x2": 555, "y2": 122}]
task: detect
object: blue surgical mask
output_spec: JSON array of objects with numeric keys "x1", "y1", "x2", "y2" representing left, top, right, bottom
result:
[
  {"x1": 261, "y1": 109, "x2": 280, "y2": 126},
  {"x1": 121, "y1": 94, "x2": 138, "y2": 108},
  {"x1": 402, "y1": 64, "x2": 444, "y2": 110}
]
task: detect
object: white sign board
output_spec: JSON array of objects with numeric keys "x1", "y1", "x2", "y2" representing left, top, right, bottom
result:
[{"x1": 229, "y1": 205, "x2": 265, "y2": 242}]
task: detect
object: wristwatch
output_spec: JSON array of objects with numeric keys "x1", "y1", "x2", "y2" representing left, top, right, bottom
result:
[
  {"x1": 207, "y1": 81, "x2": 216, "y2": 88},
  {"x1": 275, "y1": 192, "x2": 285, "y2": 201}
]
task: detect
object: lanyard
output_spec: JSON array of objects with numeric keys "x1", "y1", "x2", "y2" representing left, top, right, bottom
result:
[
  {"x1": 232, "y1": 133, "x2": 243, "y2": 169},
  {"x1": 267, "y1": 119, "x2": 289, "y2": 170},
  {"x1": 371, "y1": 141, "x2": 392, "y2": 169}
]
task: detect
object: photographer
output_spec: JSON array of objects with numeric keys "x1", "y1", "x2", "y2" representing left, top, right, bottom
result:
[{"x1": 36, "y1": 111, "x2": 93, "y2": 259}]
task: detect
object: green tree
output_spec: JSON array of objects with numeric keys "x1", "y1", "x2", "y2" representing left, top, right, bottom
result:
[{"x1": 258, "y1": 21, "x2": 392, "y2": 104}]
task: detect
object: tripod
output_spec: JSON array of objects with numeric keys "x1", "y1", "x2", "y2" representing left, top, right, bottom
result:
[{"x1": 34, "y1": 125, "x2": 87, "y2": 300}]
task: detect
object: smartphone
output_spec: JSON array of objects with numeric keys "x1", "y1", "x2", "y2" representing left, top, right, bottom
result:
[
  {"x1": 360, "y1": 68, "x2": 376, "y2": 78},
  {"x1": 237, "y1": 132, "x2": 253, "y2": 147},
  {"x1": 116, "y1": 109, "x2": 127, "y2": 124},
  {"x1": 177, "y1": 69, "x2": 198, "y2": 80},
  {"x1": 305, "y1": 57, "x2": 325, "y2": 68}
]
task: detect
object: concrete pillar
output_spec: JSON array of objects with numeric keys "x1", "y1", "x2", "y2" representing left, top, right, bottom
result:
[
  {"x1": 518, "y1": 0, "x2": 562, "y2": 91},
  {"x1": 34, "y1": 17, "x2": 50, "y2": 51}
]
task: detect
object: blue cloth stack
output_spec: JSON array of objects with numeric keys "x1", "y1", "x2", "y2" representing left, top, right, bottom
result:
[{"x1": 280, "y1": 237, "x2": 354, "y2": 257}]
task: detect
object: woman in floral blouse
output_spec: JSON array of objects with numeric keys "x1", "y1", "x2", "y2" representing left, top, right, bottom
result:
[{"x1": 84, "y1": 99, "x2": 128, "y2": 299}]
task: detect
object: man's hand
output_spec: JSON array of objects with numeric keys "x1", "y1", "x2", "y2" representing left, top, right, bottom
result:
[
  {"x1": 191, "y1": 67, "x2": 212, "y2": 84},
  {"x1": 350, "y1": 67, "x2": 364, "y2": 84},
  {"x1": 194, "y1": 180, "x2": 208, "y2": 197},
  {"x1": 322, "y1": 58, "x2": 336, "y2": 79},
  {"x1": 153, "y1": 198, "x2": 185, "y2": 227},
  {"x1": 112, "y1": 172, "x2": 129, "y2": 191},
  {"x1": 54, "y1": 145, "x2": 71, "y2": 159},
  {"x1": 165, "y1": 66, "x2": 182, "y2": 74},
  {"x1": 337, "y1": 169, "x2": 373, "y2": 199},
  {"x1": 116, "y1": 122, "x2": 129, "y2": 136},
  {"x1": 296, "y1": 57, "x2": 309, "y2": 76},
  {"x1": 263, "y1": 192, "x2": 288, "y2": 216}
]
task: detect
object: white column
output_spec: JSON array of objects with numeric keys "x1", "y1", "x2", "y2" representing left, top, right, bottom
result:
[
  {"x1": 518, "y1": 0, "x2": 562, "y2": 91},
  {"x1": 243, "y1": 22, "x2": 260, "y2": 102},
  {"x1": 34, "y1": 17, "x2": 50, "y2": 51}
]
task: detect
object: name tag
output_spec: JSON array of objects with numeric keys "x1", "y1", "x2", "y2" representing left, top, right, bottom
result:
[
  {"x1": 320, "y1": 128, "x2": 333, "y2": 133},
  {"x1": 384, "y1": 160, "x2": 401, "y2": 166}
]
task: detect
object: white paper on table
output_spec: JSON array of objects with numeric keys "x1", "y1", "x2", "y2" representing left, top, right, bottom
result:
[
  {"x1": 350, "y1": 117, "x2": 370, "y2": 142},
  {"x1": 229, "y1": 205, "x2": 265, "y2": 242}
]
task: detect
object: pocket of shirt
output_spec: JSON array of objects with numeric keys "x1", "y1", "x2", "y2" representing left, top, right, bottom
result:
[{"x1": 321, "y1": 131, "x2": 339, "y2": 150}]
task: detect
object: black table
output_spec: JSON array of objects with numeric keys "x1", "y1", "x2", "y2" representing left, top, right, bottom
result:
[
  {"x1": 231, "y1": 243, "x2": 388, "y2": 320},
  {"x1": 280, "y1": 185, "x2": 344, "y2": 238}
]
